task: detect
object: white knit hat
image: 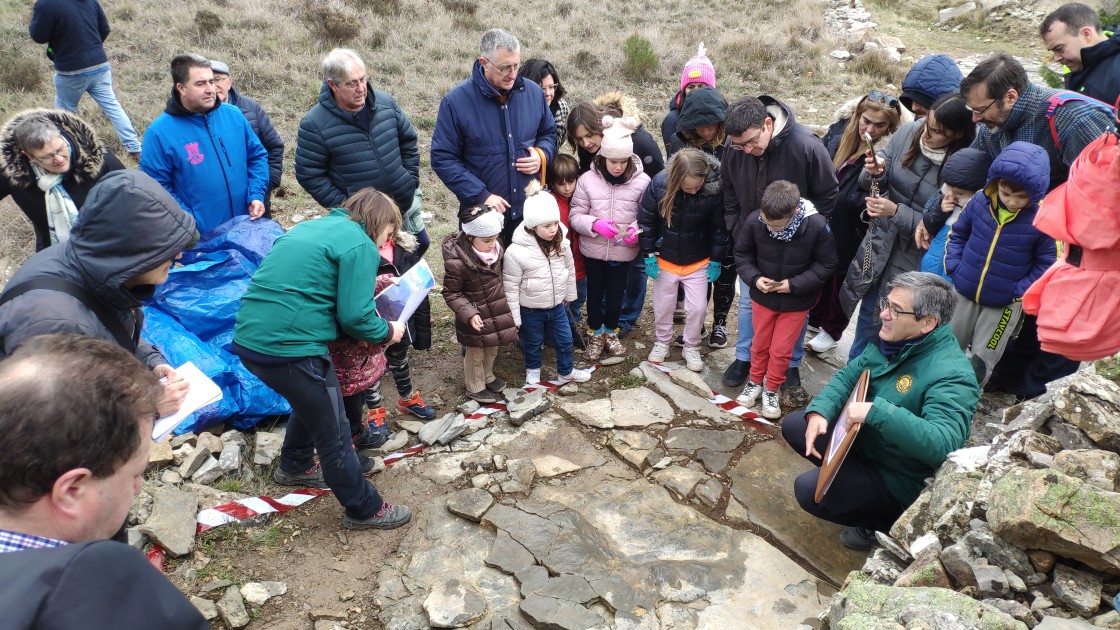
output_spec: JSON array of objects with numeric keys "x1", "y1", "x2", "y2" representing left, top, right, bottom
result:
[
  {"x1": 599, "y1": 115, "x2": 639, "y2": 160},
  {"x1": 461, "y1": 206, "x2": 504, "y2": 237},
  {"x1": 521, "y1": 191, "x2": 561, "y2": 230}
]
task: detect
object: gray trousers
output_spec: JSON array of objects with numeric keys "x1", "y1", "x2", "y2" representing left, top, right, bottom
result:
[{"x1": 951, "y1": 298, "x2": 1022, "y2": 387}]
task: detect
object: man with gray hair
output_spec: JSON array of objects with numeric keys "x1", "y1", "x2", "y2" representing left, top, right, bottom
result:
[
  {"x1": 780, "y1": 271, "x2": 979, "y2": 551},
  {"x1": 295, "y1": 48, "x2": 419, "y2": 221},
  {"x1": 431, "y1": 29, "x2": 556, "y2": 244}
]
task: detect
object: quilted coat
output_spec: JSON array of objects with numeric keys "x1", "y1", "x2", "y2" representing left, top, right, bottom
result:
[
  {"x1": 502, "y1": 224, "x2": 577, "y2": 327},
  {"x1": 441, "y1": 233, "x2": 520, "y2": 348},
  {"x1": 568, "y1": 156, "x2": 651, "y2": 263},
  {"x1": 638, "y1": 151, "x2": 729, "y2": 265}
]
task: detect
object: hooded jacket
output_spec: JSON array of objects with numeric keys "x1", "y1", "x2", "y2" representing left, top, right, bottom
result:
[
  {"x1": 140, "y1": 91, "x2": 268, "y2": 235},
  {"x1": 0, "y1": 170, "x2": 197, "y2": 368},
  {"x1": 900, "y1": 54, "x2": 964, "y2": 114},
  {"x1": 569, "y1": 156, "x2": 651, "y2": 263},
  {"x1": 28, "y1": 0, "x2": 110, "y2": 73},
  {"x1": 920, "y1": 148, "x2": 992, "y2": 278},
  {"x1": 431, "y1": 62, "x2": 556, "y2": 221},
  {"x1": 295, "y1": 82, "x2": 419, "y2": 214},
  {"x1": 577, "y1": 92, "x2": 665, "y2": 178},
  {"x1": 667, "y1": 86, "x2": 728, "y2": 157},
  {"x1": 503, "y1": 224, "x2": 578, "y2": 326},
  {"x1": 660, "y1": 92, "x2": 683, "y2": 156},
  {"x1": 0, "y1": 108, "x2": 125, "y2": 251},
  {"x1": 945, "y1": 141, "x2": 1057, "y2": 306},
  {"x1": 227, "y1": 86, "x2": 284, "y2": 201},
  {"x1": 638, "y1": 151, "x2": 729, "y2": 265},
  {"x1": 733, "y1": 201, "x2": 838, "y2": 312},
  {"x1": 721, "y1": 95, "x2": 838, "y2": 234},
  {"x1": 1065, "y1": 33, "x2": 1120, "y2": 106},
  {"x1": 441, "y1": 233, "x2": 520, "y2": 348}
]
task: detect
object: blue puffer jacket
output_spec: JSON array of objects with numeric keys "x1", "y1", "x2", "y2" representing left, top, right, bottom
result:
[
  {"x1": 900, "y1": 54, "x2": 963, "y2": 113},
  {"x1": 295, "y1": 82, "x2": 419, "y2": 213},
  {"x1": 431, "y1": 62, "x2": 556, "y2": 221},
  {"x1": 944, "y1": 142, "x2": 1057, "y2": 306},
  {"x1": 227, "y1": 87, "x2": 284, "y2": 196},
  {"x1": 140, "y1": 94, "x2": 268, "y2": 235},
  {"x1": 28, "y1": 0, "x2": 109, "y2": 73}
]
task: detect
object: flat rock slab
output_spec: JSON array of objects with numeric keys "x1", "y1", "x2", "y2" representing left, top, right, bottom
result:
[
  {"x1": 663, "y1": 428, "x2": 745, "y2": 452},
  {"x1": 532, "y1": 455, "x2": 587, "y2": 478},
  {"x1": 446, "y1": 488, "x2": 494, "y2": 522},
  {"x1": 554, "y1": 397, "x2": 613, "y2": 429},
  {"x1": 485, "y1": 530, "x2": 536, "y2": 575},
  {"x1": 423, "y1": 579, "x2": 488, "y2": 628},
  {"x1": 668, "y1": 367, "x2": 714, "y2": 398},
  {"x1": 652, "y1": 465, "x2": 709, "y2": 497},
  {"x1": 519, "y1": 593, "x2": 604, "y2": 629},
  {"x1": 138, "y1": 487, "x2": 198, "y2": 557},
  {"x1": 727, "y1": 440, "x2": 865, "y2": 583},
  {"x1": 638, "y1": 362, "x2": 731, "y2": 423},
  {"x1": 610, "y1": 386, "x2": 674, "y2": 427}
]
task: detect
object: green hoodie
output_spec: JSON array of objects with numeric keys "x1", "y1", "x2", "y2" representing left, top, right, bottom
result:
[
  {"x1": 233, "y1": 208, "x2": 390, "y2": 357},
  {"x1": 805, "y1": 324, "x2": 979, "y2": 506}
]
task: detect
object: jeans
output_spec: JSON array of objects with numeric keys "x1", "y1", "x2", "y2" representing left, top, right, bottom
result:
[
  {"x1": 618, "y1": 256, "x2": 648, "y2": 330},
  {"x1": 735, "y1": 278, "x2": 808, "y2": 367},
  {"x1": 520, "y1": 304, "x2": 575, "y2": 375},
  {"x1": 54, "y1": 68, "x2": 141, "y2": 153},
  {"x1": 241, "y1": 355, "x2": 383, "y2": 520},
  {"x1": 585, "y1": 258, "x2": 630, "y2": 331},
  {"x1": 848, "y1": 294, "x2": 881, "y2": 362}
]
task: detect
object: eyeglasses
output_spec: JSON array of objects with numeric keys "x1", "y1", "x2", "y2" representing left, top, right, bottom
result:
[
  {"x1": 878, "y1": 297, "x2": 918, "y2": 319},
  {"x1": 482, "y1": 58, "x2": 520, "y2": 76},
  {"x1": 335, "y1": 76, "x2": 368, "y2": 90},
  {"x1": 539, "y1": 83, "x2": 558, "y2": 93},
  {"x1": 758, "y1": 214, "x2": 791, "y2": 230},
  {"x1": 866, "y1": 90, "x2": 899, "y2": 108},
  {"x1": 966, "y1": 99, "x2": 998, "y2": 115},
  {"x1": 213, "y1": 75, "x2": 231, "y2": 84},
  {"x1": 730, "y1": 130, "x2": 764, "y2": 151},
  {"x1": 29, "y1": 144, "x2": 70, "y2": 163}
]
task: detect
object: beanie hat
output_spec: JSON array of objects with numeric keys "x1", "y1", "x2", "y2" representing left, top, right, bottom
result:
[
  {"x1": 938, "y1": 148, "x2": 990, "y2": 191},
  {"x1": 599, "y1": 116, "x2": 638, "y2": 160},
  {"x1": 209, "y1": 60, "x2": 230, "y2": 76},
  {"x1": 680, "y1": 43, "x2": 716, "y2": 92},
  {"x1": 461, "y1": 206, "x2": 504, "y2": 237},
  {"x1": 521, "y1": 191, "x2": 561, "y2": 230}
]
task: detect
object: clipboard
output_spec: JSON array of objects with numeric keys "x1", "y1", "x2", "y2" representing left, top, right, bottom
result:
[{"x1": 814, "y1": 369, "x2": 871, "y2": 503}]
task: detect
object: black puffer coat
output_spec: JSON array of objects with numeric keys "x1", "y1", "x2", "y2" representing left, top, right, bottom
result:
[
  {"x1": 227, "y1": 87, "x2": 284, "y2": 205},
  {"x1": 441, "y1": 233, "x2": 519, "y2": 348},
  {"x1": 733, "y1": 203, "x2": 838, "y2": 312},
  {"x1": 638, "y1": 151, "x2": 729, "y2": 265},
  {"x1": 667, "y1": 86, "x2": 728, "y2": 157}
]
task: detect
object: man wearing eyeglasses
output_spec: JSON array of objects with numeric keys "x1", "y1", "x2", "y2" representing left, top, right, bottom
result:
[
  {"x1": 140, "y1": 53, "x2": 269, "y2": 235},
  {"x1": 432, "y1": 28, "x2": 557, "y2": 245},
  {"x1": 295, "y1": 49, "x2": 419, "y2": 222},
  {"x1": 780, "y1": 271, "x2": 979, "y2": 551},
  {"x1": 719, "y1": 96, "x2": 838, "y2": 392}
]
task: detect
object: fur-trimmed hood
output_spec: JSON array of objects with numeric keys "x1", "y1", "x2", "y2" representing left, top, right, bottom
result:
[
  {"x1": 0, "y1": 108, "x2": 106, "y2": 190},
  {"x1": 595, "y1": 92, "x2": 645, "y2": 127}
]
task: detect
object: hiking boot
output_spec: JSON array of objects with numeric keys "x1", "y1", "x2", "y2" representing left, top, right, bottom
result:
[
  {"x1": 807, "y1": 330, "x2": 838, "y2": 353},
  {"x1": 604, "y1": 331, "x2": 625, "y2": 356},
  {"x1": 674, "y1": 326, "x2": 707, "y2": 347},
  {"x1": 736, "y1": 381, "x2": 763, "y2": 407},
  {"x1": 781, "y1": 366, "x2": 802, "y2": 390},
  {"x1": 839, "y1": 526, "x2": 876, "y2": 551},
  {"x1": 648, "y1": 341, "x2": 670, "y2": 362},
  {"x1": 585, "y1": 332, "x2": 606, "y2": 361},
  {"x1": 353, "y1": 407, "x2": 390, "y2": 450},
  {"x1": 557, "y1": 367, "x2": 592, "y2": 384},
  {"x1": 761, "y1": 389, "x2": 782, "y2": 419},
  {"x1": 723, "y1": 359, "x2": 751, "y2": 388},
  {"x1": 397, "y1": 390, "x2": 436, "y2": 420},
  {"x1": 485, "y1": 376, "x2": 506, "y2": 393},
  {"x1": 525, "y1": 368, "x2": 541, "y2": 385},
  {"x1": 673, "y1": 300, "x2": 686, "y2": 323},
  {"x1": 273, "y1": 463, "x2": 328, "y2": 489},
  {"x1": 682, "y1": 345, "x2": 704, "y2": 372},
  {"x1": 467, "y1": 388, "x2": 499, "y2": 404},
  {"x1": 342, "y1": 501, "x2": 413, "y2": 530},
  {"x1": 708, "y1": 324, "x2": 728, "y2": 348}
]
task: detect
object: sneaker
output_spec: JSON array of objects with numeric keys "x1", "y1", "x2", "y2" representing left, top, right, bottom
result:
[
  {"x1": 673, "y1": 326, "x2": 707, "y2": 347},
  {"x1": 673, "y1": 300, "x2": 686, "y2": 323},
  {"x1": 557, "y1": 367, "x2": 592, "y2": 383},
  {"x1": 617, "y1": 326, "x2": 634, "y2": 340},
  {"x1": 648, "y1": 341, "x2": 671, "y2": 362},
  {"x1": 682, "y1": 345, "x2": 704, "y2": 372},
  {"x1": 273, "y1": 463, "x2": 329, "y2": 489},
  {"x1": 708, "y1": 324, "x2": 728, "y2": 348},
  {"x1": 736, "y1": 381, "x2": 763, "y2": 407},
  {"x1": 485, "y1": 376, "x2": 506, "y2": 393},
  {"x1": 467, "y1": 388, "x2": 499, "y2": 404},
  {"x1": 781, "y1": 366, "x2": 802, "y2": 390},
  {"x1": 585, "y1": 332, "x2": 606, "y2": 360},
  {"x1": 722, "y1": 359, "x2": 751, "y2": 388},
  {"x1": 761, "y1": 389, "x2": 781, "y2": 419},
  {"x1": 353, "y1": 425, "x2": 389, "y2": 451},
  {"x1": 343, "y1": 501, "x2": 413, "y2": 530},
  {"x1": 397, "y1": 390, "x2": 436, "y2": 421},
  {"x1": 839, "y1": 526, "x2": 876, "y2": 551},
  {"x1": 358, "y1": 453, "x2": 376, "y2": 474},
  {"x1": 807, "y1": 330, "x2": 838, "y2": 353},
  {"x1": 604, "y1": 331, "x2": 625, "y2": 356},
  {"x1": 525, "y1": 368, "x2": 541, "y2": 385}
]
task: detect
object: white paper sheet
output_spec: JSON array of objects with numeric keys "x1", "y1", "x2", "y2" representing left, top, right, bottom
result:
[{"x1": 152, "y1": 361, "x2": 223, "y2": 442}]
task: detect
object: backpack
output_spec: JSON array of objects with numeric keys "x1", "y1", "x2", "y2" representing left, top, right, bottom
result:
[{"x1": 1044, "y1": 91, "x2": 1117, "y2": 151}]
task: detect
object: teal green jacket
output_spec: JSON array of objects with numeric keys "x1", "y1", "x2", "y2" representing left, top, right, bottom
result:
[
  {"x1": 233, "y1": 208, "x2": 390, "y2": 357},
  {"x1": 805, "y1": 324, "x2": 979, "y2": 506}
]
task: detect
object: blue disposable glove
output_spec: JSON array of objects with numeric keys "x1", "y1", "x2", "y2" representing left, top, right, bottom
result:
[
  {"x1": 644, "y1": 255, "x2": 659, "y2": 280},
  {"x1": 707, "y1": 261, "x2": 722, "y2": 283}
]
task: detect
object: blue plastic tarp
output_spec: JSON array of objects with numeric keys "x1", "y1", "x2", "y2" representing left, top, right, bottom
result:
[{"x1": 142, "y1": 216, "x2": 291, "y2": 434}]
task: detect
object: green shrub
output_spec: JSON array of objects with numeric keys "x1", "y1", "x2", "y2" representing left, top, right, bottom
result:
[
  {"x1": 1100, "y1": 1, "x2": 1120, "y2": 29},
  {"x1": 621, "y1": 34, "x2": 658, "y2": 81}
]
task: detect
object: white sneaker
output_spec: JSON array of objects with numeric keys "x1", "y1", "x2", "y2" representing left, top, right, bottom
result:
[
  {"x1": 807, "y1": 330, "x2": 838, "y2": 353},
  {"x1": 557, "y1": 367, "x2": 592, "y2": 383},
  {"x1": 525, "y1": 368, "x2": 541, "y2": 385},
  {"x1": 736, "y1": 382, "x2": 763, "y2": 406},
  {"x1": 682, "y1": 345, "x2": 703, "y2": 372},
  {"x1": 648, "y1": 341, "x2": 670, "y2": 362},
  {"x1": 761, "y1": 389, "x2": 782, "y2": 419}
]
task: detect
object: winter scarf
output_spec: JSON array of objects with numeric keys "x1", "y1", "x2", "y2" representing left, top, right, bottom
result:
[
  {"x1": 33, "y1": 163, "x2": 78, "y2": 245},
  {"x1": 919, "y1": 136, "x2": 947, "y2": 166},
  {"x1": 765, "y1": 203, "x2": 806, "y2": 242}
]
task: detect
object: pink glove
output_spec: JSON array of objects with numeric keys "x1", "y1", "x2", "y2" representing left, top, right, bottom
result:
[
  {"x1": 622, "y1": 226, "x2": 639, "y2": 245},
  {"x1": 593, "y1": 219, "x2": 619, "y2": 239}
]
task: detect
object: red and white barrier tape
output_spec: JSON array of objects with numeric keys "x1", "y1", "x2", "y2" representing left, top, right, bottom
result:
[{"x1": 645, "y1": 361, "x2": 772, "y2": 427}]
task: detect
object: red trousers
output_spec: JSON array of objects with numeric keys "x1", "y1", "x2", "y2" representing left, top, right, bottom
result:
[{"x1": 750, "y1": 301, "x2": 809, "y2": 390}]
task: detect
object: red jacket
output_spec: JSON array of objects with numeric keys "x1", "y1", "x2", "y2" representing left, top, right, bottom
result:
[{"x1": 554, "y1": 191, "x2": 585, "y2": 280}]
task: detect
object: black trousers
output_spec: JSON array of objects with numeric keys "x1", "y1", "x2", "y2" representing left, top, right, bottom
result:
[
  {"x1": 989, "y1": 314, "x2": 1080, "y2": 399},
  {"x1": 780, "y1": 410, "x2": 905, "y2": 532},
  {"x1": 584, "y1": 257, "x2": 630, "y2": 331}
]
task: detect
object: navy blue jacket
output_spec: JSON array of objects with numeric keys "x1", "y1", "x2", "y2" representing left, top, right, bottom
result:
[
  {"x1": 227, "y1": 87, "x2": 284, "y2": 199},
  {"x1": 945, "y1": 142, "x2": 1057, "y2": 306},
  {"x1": 1066, "y1": 34, "x2": 1120, "y2": 106},
  {"x1": 900, "y1": 54, "x2": 963, "y2": 113},
  {"x1": 431, "y1": 62, "x2": 556, "y2": 221},
  {"x1": 29, "y1": 0, "x2": 110, "y2": 73},
  {"x1": 295, "y1": 82, "x2": 418, "y2": 213},
  {"x1": 638, "y1": 151, "x2": 729, "y2": 265}
]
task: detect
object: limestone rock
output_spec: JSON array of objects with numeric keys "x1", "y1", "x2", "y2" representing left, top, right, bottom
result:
[
  {"x1": 894, "y1": 550, "x2": 952, "y2": 588},
  {"x1": 663, "y1": 428, "x2": 744, "y2": 453},
  {"x1": 485, "y1": 530, "x2": 536, "y2": 575},
  {"x1": 532, "y1": 455, "x2": 584, "y2": 478},
  {"x1": 190, "y1": 596, "x2": 218, "y2": 621},
  {"x1": 447, "y1": 488, "x2": 495, "y2": 522},
  {"x1": 1051, "y1": 564, "x2": 1103, "y2": 617},
  {"x1": 973, "y1": 562, "x2": 1010, "y2": 598},
  {"x1": 507, "y1": 390, "x2": 550, "y2": 426},
  {"x1": 830, "y1": 49, "x2": 853, "y2": 60},
  {"x1": 376, "y1": 430, "x2": 409, "y2": 454},
  {"x1": 609, "y1": 387, "x2": 674, "y2": 427},
  {"x1": 1053, "y1": 372, "x2": 1120, "y2": 450},
  {"x1": 253, "y1": 432, "x2": 283, "y2": 466},
  {"x1": 516, "y1": 565, "x2": 551, "y2": 598},
  {"x1": 519, "y1": 593, "x2": 604, "y2": 630},
  {"x1": 170, "y1": 433, "x2": 197, "y2": 448},
  {"x1": 555, "y1": 398, "x2": 613, "y2": 429},
  {"x1": 423, "y1": 579, "x2": 488, "y2": 628},
  {"x1": 829, "y1": 581, "x2": 1022, "y2": 629},
  {"x1": 873, "y1": 34, "x2": 905, "y2": 51},
  {"x1": 179, "y1": 444, "x2": 211, "y2": 478},
  {"x1": 191, "y1": 456, "x2": 223, "y2": 485},
  {"x1": 987, "y1": 467, "x2": 1120, "y2": 573},
  {"x1": 695, "y1": 448, "x2": 733, "y2": 473},
  {"x1": 938, "y1": 542, "x2": 978, "y2": 589},
  {"x1": 667, "y1": 367, "x2": 713, "y2": 398},
  {"x1": 1052, "y1": 449, "x2": 1119, "y2": 491},
  {"x1": 217, "y1": 585, "x2": 250, "y2": 628},
  {"x1": 725, "y1": 497, "x2": 750, "y2": 526},
  {"x1": 939, "y1": 2, "x2": 977, "y2": 25},
  {"x1": 1046, "y1": 417, "x2": 1095, "y2": 451},
  {"x1": 196, "y1": 432, "x2": 223, "y2": 455},
  {"x1": 149, "y1": 440, "x2": 174, "y2": 467},
  {"x1": 240, "y1": 582, "x2": 271, "y2": 606},
  {"x1": 161, "y1": 470, "x2": 182, "y2": 484},
  {"x1": 220, "y1": 429, "x2": 247, "y2": 451},
  {"x1": 218, "y1": 445, "x2": 242, "y2": 472},
  {"x1": 637, "y1": 361, "x2": 730, "y2": 422},
  {"x1": 651, "y1": 465, "x2": 707, "y2": 497},
  {"x1": 398, "y1": 419, "x2": 426, "y2": 434},
  {"x1": 508, "y1": 458, "x2": 537, "y2": 488},
  {"x1": 138, "y1": 488, "x2": 197, "y2": 557},
  {"x1": 260, "y1": 581, "x2": 287, "y2": 598},
  {"x1": 964, "y1": 521, "x2": 1035, "y2": 580},
  {"x1": 534, "y1": 574, "x2": 597, "y2": 605},
  {"x1": 694, "y1": 477, "x2": 723, "y2": 508},
  {"x1": 556, "y1": 383, "x2": 578, "y2": 396},
  {"x1": 419, "y1": 413, "x2": 469, "y2": 445}
]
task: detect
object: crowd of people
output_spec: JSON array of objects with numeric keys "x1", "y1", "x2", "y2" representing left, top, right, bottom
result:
[{"x1": 1, "y1": 0, "x2": 1119, "y2": 620}]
